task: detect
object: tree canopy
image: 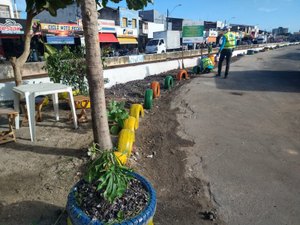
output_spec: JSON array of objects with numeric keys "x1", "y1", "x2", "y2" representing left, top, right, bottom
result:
[
  {"x1": 25, "y1": 0, "x2": 74, "y2": 16},
  {"x1": 25, "y1": 0, "x2": 153, "y2": 16},
  {"x1": 100, "y1": 0, "x2": 153, "y2": 10}
]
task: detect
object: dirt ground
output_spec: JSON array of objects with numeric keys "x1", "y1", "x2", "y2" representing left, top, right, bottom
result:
[{"x1": 0, "y1": 66, "x2": 229, "y2": 225}]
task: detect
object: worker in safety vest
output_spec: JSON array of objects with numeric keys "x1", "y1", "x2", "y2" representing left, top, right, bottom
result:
[{"x1": 216, "y1": 26, "x2": 236, "y2": 78}]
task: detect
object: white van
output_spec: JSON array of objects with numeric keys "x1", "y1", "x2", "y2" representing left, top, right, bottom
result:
[
  {"x1": 145, "y1": 30, "x2": 181, "y2": 54},
  {"x1": 145, "y1": 38, "x2": 166, "y2": 54}
]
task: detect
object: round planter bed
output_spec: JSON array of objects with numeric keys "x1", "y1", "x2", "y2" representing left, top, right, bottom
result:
[{"x1": 67, "y1": 172, "x2": 156, "y2": 225}]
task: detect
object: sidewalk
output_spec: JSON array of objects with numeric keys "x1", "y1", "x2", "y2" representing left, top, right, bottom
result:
[{"x1": 171, "y1": 45, "x2": 300, "y2": 225}]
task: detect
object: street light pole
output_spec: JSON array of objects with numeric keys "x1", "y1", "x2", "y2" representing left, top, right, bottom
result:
[
  {"x1": 224, "y1": 17, "x2": 236, "y2": 27},
  {"x1": 166, "y1": 4, "x2": 182, "y2": 30},
  {"x1": 228, "y1": 17, "x2": 236, "y2": 26}
]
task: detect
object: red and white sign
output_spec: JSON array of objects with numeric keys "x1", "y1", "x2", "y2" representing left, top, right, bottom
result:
[
  {"x1": 77, "y1": 19, "x2": 116, "y2": 33},
  {"x1": 0, "y1": 19, "x2": 24, "y2": 34}
]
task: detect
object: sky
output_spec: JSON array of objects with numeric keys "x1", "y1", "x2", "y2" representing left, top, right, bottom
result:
[{"x1": 15, "y1": 0, "x2": 300, "y2": 32}]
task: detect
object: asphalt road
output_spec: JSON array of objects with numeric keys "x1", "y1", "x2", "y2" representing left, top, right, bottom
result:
[{"x1": 172, "y1": 45, "x2": 300, "y2": 225}]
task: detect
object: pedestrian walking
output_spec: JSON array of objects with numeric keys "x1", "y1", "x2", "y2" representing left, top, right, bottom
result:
[{"x1": 216, "y1": 26, "x2": 236, "y2": 78}]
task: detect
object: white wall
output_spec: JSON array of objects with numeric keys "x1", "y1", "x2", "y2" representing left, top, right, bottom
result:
[
  {"x1": 0, "y1": 56, "x2": 199, "y2": 102},
  {"x1": 147, "y1": 22, "x2": 165, "y2": 38},
  {"x1": 0, "y1": 45, "x2": 278, "y2": 103},
  {"x1": 103, "y1": 45, "x2": 269, "y2": 89},
  {"x1": 1, "y1": 0, "x2": 14, "y2": 18},
  {"x1": 103, "y1": 56, "x2": 199, "y2": 88}
]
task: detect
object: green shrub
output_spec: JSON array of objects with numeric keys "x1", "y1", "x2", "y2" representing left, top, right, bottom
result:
[
  {"x1": 107, "y1": 101, "x2": 129, "y2": 134},
  {"x1": 44, "y1": 46, "x2": 88, "y2": 95}
]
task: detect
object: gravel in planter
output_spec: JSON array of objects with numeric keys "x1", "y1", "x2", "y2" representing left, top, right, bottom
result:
[{"x1": 75, "y1": 178, "x2": 149, "y2": 223}]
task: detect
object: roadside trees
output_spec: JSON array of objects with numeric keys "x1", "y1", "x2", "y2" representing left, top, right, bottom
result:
[
  {"x1": 80, "y1": 0, "x2": 153, "y2": 149},
  {"x1": 11, "y1": 0, "x2": 74, "y2": 86},
  {"x1": 19, "y1": 0, "x2": 152, "y2": 149}
]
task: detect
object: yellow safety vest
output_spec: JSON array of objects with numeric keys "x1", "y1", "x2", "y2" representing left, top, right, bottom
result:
[{"x1": 224, "y1": 32, "x2": 236, "y2": 49}]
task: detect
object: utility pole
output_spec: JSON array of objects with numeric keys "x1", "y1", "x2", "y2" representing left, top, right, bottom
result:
[
  {"x1": 13, "y1": 0, "x2": 19, "y2": 18},
  {"x1": 166, "y1": 9, "x2": 169, "y2": 30},
  {"x1": 166, "y1": 4, "x2": 182, "y2": 31}
]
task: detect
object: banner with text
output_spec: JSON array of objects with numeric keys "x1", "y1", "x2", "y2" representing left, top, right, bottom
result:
[
  {"x1": 41, "y1": 23, "x2": 82, "y2": 36},
  {"x1": 182, "y1": 20, "x2": 204, "y2": 43}
]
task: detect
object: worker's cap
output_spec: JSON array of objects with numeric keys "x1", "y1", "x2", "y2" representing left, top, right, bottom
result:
[{"x1": 223, "y1": 26, "x2": 231, "y2": 30}]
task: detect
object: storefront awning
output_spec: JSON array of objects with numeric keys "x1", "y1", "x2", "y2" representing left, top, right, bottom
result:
[
  {"x1": 98, "y1": 33, "x2": 118, "y2": 43},
  {"x1": 117, "y1": 37, "x2": 138, "y2": 44},
  {"x1": 46, "y1": 36, "x2": 75, "y2": 44}
]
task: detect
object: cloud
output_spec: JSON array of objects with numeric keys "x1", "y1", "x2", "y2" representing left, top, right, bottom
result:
[{"x1": 258, "y1": 7, "x2": 278, "y2": 12}]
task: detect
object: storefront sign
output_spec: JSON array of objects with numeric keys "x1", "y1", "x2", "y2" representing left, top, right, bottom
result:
[
  {"x1": 41, "y1": 23, "x2": 82, "y2": 35},
  {"x1": 77, "y1": 19, "x2": 116, "y2": 33},
  {"x1": 100, "y1": 27, "x2": 116, "y2": 33},
  {"x1": 117, "y1": 27, "x2": 138, "y2": 38},
  {"x1": 0, "y1": 18, "x2": 26, "y2": 35},
  {"x1": 98, "y1": 19, "x2": 115, "y2": 26},
  {"x1": 46, "y1": 36, "x2": 75, "y2": 44},
  {"x1": 98, "y1": 20, "x2": 116, "y2": 33}
]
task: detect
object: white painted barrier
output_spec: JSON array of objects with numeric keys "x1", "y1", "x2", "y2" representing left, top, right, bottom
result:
[
  {"x1": 0, "y1": 43, "x2": 296, "y2": 104},
  {"x1": 104, "y1": 57, "x2": 198, "y2": 88},
  {"x1": 0, "y1": 55, "x2": 200, "y2": 103}
]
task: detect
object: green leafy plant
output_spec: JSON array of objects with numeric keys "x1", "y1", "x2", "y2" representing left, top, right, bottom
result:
[
  {"x1": 44, "y1": 46, "x2": 88, "y2": 95},
  {"x1": 107, "y1": 101, "x2": 129, "y2": 134},
  {"x1": 85, "y1": 143, "x2": 133, "y2": 203},
  {"x1": 102, "y1": 46, "x2": 113, "y2": 57},
  {"x1": 101, "y1": 46, "x2": 113, "y2": 68}
]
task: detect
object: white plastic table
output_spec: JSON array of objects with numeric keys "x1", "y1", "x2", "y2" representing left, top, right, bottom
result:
[{"x1": 13, "y1": 83, "x2": 78, "y2": 142}]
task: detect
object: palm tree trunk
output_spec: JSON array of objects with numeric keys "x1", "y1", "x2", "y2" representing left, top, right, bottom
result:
[{"x1": 80, "y1": 0, "x2": 112, "y2": 149}]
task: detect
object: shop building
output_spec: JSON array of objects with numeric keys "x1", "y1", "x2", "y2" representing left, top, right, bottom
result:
[
  {"x1": 139, "y1": 10, "x2": 165, "y2": 25},
  {"x1": 0, "y1": 0, "x2": 15, "y2": 18},
  {"x1": 0, "y1": 18, "x2": 26, "y2": 60},
  {"x1": 34, "y1": 3, "x2": 81, "y2": 23},
  {"x1": 35, "y1": 5, "x2": 140, "y2": 56},
  {"x1": 167, "y1": 17, "x2": 183, "y2": 31},
  {"x1": 0, "y1": 1, "x2": 22, "y2": 60},
  {"x1": 115, "y1": 8, "x2": 139, "y2": 54},
  {"x1": 98, "y1": 7, "x2": 139, "y2": 55},
  {"x1": 78, "y1": 17, "x2": 119, "y2": 56}
]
